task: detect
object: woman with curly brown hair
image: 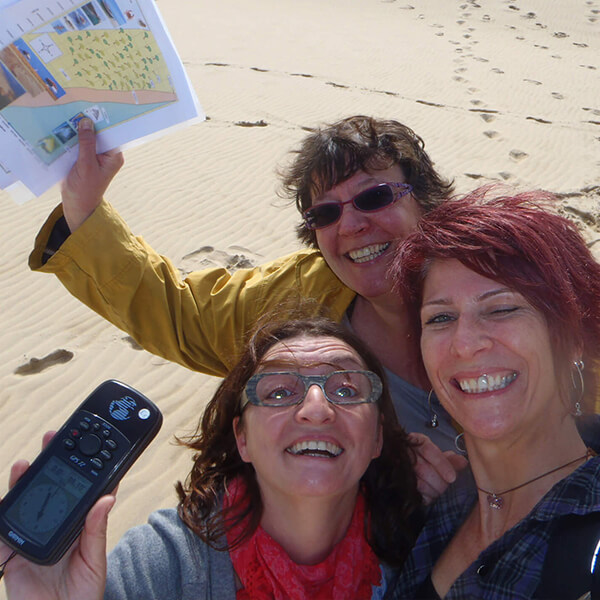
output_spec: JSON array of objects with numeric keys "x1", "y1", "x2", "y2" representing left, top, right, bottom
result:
[{"x1": 2, "y1": 316, "x2": 423, "y2": 599}]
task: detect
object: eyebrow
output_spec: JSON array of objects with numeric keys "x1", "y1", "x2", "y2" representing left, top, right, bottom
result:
[
  {"x1": 422, "y1": 287, "x2": 516, "y2": 308},
  {"x1": 257, "y1": 357, "x2": 365, "y2": 371}
]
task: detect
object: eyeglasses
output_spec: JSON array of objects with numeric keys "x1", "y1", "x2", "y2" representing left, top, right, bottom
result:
[
  {"x1": 242, "y1": 370, "x2": 383, "y2": 408},
  {"x1": 302, "y1": 182, "x2": 413, "y2": 230}
]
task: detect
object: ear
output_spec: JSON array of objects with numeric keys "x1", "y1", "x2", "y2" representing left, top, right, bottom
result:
[
  {"x1": 233, "y1": 416, "x2": 251, "y2": 463},
  {"x1": 372, "y1": 416, "x2": 384, "y2": 459}
]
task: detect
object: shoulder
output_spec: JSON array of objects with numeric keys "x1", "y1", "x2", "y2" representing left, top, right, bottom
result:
[{"x1": 105, "y1": 508, "x2": 236, "y2": 600}]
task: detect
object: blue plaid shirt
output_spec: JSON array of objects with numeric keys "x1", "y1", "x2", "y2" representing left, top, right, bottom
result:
[{"x1": 391, "y1": 456, "x2": 600, "y2": 600}]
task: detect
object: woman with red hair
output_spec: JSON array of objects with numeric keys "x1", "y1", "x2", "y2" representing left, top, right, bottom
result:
[{"x1": 390, "y1": 188, "x2": 600, "y2": 599}]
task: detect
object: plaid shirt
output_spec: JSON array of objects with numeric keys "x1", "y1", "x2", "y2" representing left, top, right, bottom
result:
[{"x1": 391, "y1": 456, "x2": 600, "y2": 600}]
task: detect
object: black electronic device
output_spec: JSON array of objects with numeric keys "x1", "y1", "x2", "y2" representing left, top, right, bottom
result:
[{"x1": 0, "y1": 380, "x2": 162, "y2": 565}]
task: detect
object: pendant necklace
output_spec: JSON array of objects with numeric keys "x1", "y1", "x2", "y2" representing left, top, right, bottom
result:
[{"x1": 476, "y1": 450, "x2": 591, "y2": 510}]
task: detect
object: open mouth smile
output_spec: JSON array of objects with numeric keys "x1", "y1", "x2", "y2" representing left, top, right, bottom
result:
[
  {"x1": 455, "y1": 372, "x2": 518, "y2": 394},
  {"x1": 347, "y1": 243, "x2": 390, "y2": 264},
  {"x1": 286, "y1": 440, "x2": 343, "y2": 458}
]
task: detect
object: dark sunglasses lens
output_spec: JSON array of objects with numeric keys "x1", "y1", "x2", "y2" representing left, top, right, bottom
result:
[
  {"x1": 305, "y1": 203, "x2": 342, "y2": 229},
  {"x1": 354, "y1": 185, "x2": 394, "y2": 211}
]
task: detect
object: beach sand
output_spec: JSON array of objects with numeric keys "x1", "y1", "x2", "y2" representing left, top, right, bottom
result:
[{"x1": 0, "y1": 0, "x2": 598, "y2": 590}]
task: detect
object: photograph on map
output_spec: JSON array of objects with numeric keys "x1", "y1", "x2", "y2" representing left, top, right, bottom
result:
[
  {"x1": 37, "y1": 135, "x2": 61, "y2": 155},
  {"x1": 53, "y1": 122, "x2": 77, "y2": 144},
  {"x1": 0, "y1": 60, "x2": 27, "y2": 110},
  {"x1": 51, "y1": 20, "x2": 68, "y2": 35},
  {"x1": 67, "y1": 9, "x2": 92, "y2": 30},
  {"x1": 97, "y1": 0, "x2": 127, "y2": 25},
  {"x1": 81, "y1": 2, "x2": 102, "y2": 26}
]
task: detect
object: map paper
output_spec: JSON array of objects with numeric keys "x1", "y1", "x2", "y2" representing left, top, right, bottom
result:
[{"x1": 0, "y1": 0, "x2": 203, "y2": 201}]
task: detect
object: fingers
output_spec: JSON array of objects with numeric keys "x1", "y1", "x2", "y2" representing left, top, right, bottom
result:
[
  {"x1": 446, "y1": 451, "x2": 469, "y2": 473},
  {"x1": 8, "y1": 460, "x2": 29, "y2": 489},
  {"x1": 42, "y1": 430, "x2": 57, "y2": 450},
  {"x1": 410, "y1": 433, "x2": 469, "y2": 505},
  {"x1": 78, "y1": 495, "x2": 115, "y2": 577}
]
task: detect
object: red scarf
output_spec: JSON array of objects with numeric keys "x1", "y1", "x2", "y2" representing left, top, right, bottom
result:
[{"x1": 224, "y1": 479, "x2": 381, "y2": 599}]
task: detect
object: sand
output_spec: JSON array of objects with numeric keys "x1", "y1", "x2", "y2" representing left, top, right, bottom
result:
[{"x1": 0, "y1": 0, "x2": 598, "y2": 591}]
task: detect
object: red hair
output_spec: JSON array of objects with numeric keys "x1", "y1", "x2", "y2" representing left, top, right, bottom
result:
[{"x1": 392, "y1": 187, "x2": 600, "y2": 409}]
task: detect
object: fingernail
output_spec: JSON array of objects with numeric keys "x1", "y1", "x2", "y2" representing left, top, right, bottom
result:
[{"x1": 79, "y1": 118, "x2": 93, "y2": 131}]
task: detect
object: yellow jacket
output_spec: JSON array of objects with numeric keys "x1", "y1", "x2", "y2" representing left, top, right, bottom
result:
[
  {"x1": 30, "y1": 200, "x2": 600, "y2": 415},
  {"x1": 29, "y1": 200, "x2": 356, "y2": 376}
]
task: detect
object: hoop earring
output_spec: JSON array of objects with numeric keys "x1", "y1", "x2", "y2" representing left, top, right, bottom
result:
[
  {"x1": 572, "y1": 359, "x2": 585, "y2": 417},
  {"x1": 426, "y1": 389, "x2": 439, "y2": 428},
  {"x1": 455, "y1": 433, "x2": 467, "y2": 455}
]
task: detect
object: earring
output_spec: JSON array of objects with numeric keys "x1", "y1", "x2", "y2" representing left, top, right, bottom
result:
[
  {"x1": 455, "y1": 433, "x2": 467, "y2": 455},
  {"x1": 426, "y1": 389, "x2": 439, "y2": 428},
  {"x1": 572, "y1": 359, "x2": 585, "y2": 417}
]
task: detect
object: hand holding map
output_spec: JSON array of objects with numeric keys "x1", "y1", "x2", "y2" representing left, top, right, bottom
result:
[{"x1": 0, "y1": 0, "x2": 203, "y2": 201}]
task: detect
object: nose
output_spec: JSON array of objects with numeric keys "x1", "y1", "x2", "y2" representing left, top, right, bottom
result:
[
  {"x1": 449, "y1": 316, "x2": 492, "y2": 358},
  {"x1": 295, "y1": 384, "x2": 336, "y2": 424},
  {"x1": 336, "y1": 202, "x2": 369, "y2": 236}
]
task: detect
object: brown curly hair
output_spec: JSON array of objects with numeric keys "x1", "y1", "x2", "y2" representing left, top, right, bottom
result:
[
  {"x1": 176, "y1": 316, "x2": 423, "y2": 567},
  {"x1": 279, "y1": 115, "x2": 454, "y2": 247}
]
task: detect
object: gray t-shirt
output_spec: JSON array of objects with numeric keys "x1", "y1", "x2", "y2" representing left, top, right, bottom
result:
[{"x1": 385, "y1": 368, "x2": 457, "y2": 452}]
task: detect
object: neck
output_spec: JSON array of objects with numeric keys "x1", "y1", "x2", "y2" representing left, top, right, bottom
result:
[
  {"x1": 352, "y1": 295, "x2": 428, "y2": 389},
  {"x1": 259, "y1": 490, "x2": 358, "y2": 565},
  {"x1": 466, "y1": 416, "x2": 587, "y2": 539}
]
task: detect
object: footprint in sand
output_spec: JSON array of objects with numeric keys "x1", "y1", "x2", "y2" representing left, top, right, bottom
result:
[
  {"x1": 235, "y1": 120, "x2": 268, "y2": 128},
  {"x1": 553, "y1": 32, "x2": 568, "y2": 38},
  {"x1": 479, "y1": 113, "x2": 496, "y2": 123},
  {"x1": 483, "y1": 130, "x2": 499, "y2": 138},
  {"x1": 524, "y1": 78, "x2": 542, "y2": 85},
  {"x1": 509, "y1": 149, "x2": 528, "y2": 161},
  {"x1": 491, "y1": 67, "x2": 504, "y2": 74},
  {"x1": 14, "y1": 349, "x2": 74, "y2": 375},
  {"x1": 499, "y1": 172, "x2": 513, "y2": 180},
  {"x1": 465, "y1": 173, "x2": 485, "y2": 179},
  {"x1": 122, "y1": 336, "x2": 143, "y2": 351},
  {"x1": 551, "y1": 92, "x2": 564, "y2": 100},
  {"x1": 179, "y1": 246, "x2": 260, "y2": 276}
]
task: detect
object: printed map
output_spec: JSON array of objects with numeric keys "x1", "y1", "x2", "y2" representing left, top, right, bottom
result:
[{"x1": 0, "y1": 0, "x2": 177, "y2": 166}]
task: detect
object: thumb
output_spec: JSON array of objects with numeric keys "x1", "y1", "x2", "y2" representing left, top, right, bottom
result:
[
  {"x1": 76, "y1": 118, "x2": 97, "y2": 164},
  {"x1": 78, "y1": 495, "x2": 114, "y2": 573}
]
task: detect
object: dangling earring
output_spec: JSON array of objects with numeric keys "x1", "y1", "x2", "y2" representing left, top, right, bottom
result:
[
  {"x1": 572, "y1": 359, "x2": 585, "y2": 417},
  {"x1": 426, "y1": 389, "x2": 439, "y2": 428}
]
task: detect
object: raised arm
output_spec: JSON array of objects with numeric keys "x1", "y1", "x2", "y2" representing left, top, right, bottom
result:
[{"x1": 61, "y1": 118, "x2": 124, "y2": 231}]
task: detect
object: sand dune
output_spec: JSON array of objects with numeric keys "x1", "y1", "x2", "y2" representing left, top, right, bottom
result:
[{"x1": 0, "y1": 1, "x2": 598, "y2": 593}]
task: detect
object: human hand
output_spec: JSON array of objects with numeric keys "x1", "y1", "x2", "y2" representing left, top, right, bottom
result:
[
  {"x1": 1, "y1": 432, "x2": 114, "y2": 600},
  {"x1": 61, "y1": 118, "x2": 124, "y2": 231},
  {"x1": 410, "y1": 432, "x2": 469, "y2": 505}
]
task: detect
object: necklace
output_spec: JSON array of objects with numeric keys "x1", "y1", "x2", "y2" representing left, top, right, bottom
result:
[{"x1": 477, "y1": 450, "x2": 591, "y2": 510}]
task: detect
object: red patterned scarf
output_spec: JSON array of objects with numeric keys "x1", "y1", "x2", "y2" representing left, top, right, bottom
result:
[{"x1": 224, "y1": 478, "x2": 381, "y2": 599}]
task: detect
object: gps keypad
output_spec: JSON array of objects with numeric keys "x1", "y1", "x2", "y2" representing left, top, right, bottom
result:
[{"x1": 61, "y1": 411, "x2": 130, "y2": 477}]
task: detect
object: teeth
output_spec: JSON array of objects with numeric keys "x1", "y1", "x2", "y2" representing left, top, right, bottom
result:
[
  {"x1": 348, "y1": 243, "x2": 390, "y2": 264},
  {"x1": 286, "y1": 440, "x2": 343, "y2": 457},
  {"x1": 458, "y1": 372, "x2": 517, "y2": 394}
]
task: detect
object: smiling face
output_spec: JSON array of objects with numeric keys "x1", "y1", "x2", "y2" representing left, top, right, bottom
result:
[
  {"x1": 419, "y1": 259, "x2": 563, "y2": 443},
  {"x1": 314, "y1": 166, "x2": 423, "y2": 300},
  {"x1": 233, "y1": 335, "x2": 383, "y2": 505}
]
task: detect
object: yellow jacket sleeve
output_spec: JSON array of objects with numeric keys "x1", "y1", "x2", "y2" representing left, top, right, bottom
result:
[{"x1": 29, "y1": 201, "x2": 356, "y2": 376}]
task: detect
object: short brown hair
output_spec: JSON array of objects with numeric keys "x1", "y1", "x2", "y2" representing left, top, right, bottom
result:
[{"x1": 280, "y1": 115, "x2": 454, "y2": 247}]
